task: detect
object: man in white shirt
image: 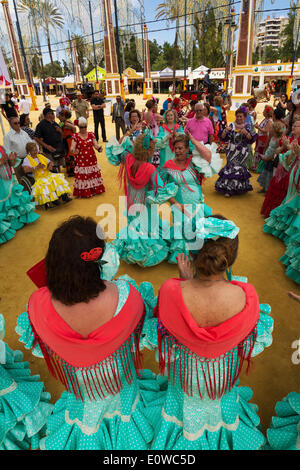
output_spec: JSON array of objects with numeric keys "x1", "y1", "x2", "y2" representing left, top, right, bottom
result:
[
  {"x1": 19, "y1": 95, "x2": 32, "y2": 115},
  {"x1": 3, "y1": 116, "x2": 34, "y2": 181}
]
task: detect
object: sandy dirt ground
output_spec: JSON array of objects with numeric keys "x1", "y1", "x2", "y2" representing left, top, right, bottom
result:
[{"x1": 0, "y1": 93, "x2": 299, "y2": 434}]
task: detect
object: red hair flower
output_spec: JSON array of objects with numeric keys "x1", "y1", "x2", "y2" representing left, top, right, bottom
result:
[{"x1": 81, "y1": 247, "x2": 103, "y2": 262}]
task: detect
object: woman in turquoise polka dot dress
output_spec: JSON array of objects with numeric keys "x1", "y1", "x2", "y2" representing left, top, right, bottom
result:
[
  {"x1": 266, "y1": 291, "x2": 300, "y2": 450},
  {"x1": 0, "y1": 313, "x2": 52, "y2": 449},
  {"x1": 142, "y1": 215, "x2": 274, "y2": 450},
  {"x1": 15, "y1": 216, "x2": 165, "y2": 450}
]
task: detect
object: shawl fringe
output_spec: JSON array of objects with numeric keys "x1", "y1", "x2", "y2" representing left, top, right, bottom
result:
[
  {"x1": 157, "y1": 321, "x2": 257, "y2": 400},
  {"x1": 29, "y1": 314, "x2": 145, "y2": 401}
]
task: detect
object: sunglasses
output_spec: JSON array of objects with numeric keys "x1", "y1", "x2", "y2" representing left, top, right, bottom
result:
[{"x1": 79, "y1": 126, "x2": 87, "y2": 128}]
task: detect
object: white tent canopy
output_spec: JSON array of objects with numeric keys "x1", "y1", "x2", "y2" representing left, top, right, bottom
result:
[
  {"x1": 192, "y1": 65, "x2": 209, "y2": 80},
  {"x1": 61, "y1": 74, "x2": 75, "y2": 84}
]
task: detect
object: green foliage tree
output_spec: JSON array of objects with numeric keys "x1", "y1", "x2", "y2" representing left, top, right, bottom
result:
[
  {"x1": 278, "y1": 8, "x2": 300, "y2": 63},
  {"x1": 193, "y1": 7, "x2": 225, "y2": 68},
  {"x1": 43, "y1": 60, "x2": 63, "y2": 78}
]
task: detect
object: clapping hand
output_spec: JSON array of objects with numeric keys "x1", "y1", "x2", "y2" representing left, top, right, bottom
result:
[
  {"x1": 291, "y1": 140, "x2": 300, "y2": 156},
  {"x1": 176, "y1": 253, "x2": 192, "y2": 280},
  {"x1": 8, "y1": 152, "x2": 16, "y2": 164}
]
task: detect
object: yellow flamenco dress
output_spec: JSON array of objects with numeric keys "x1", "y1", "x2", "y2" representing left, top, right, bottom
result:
[{"x1": 25, "y1": 154, "x2": 71, "y2": 206}]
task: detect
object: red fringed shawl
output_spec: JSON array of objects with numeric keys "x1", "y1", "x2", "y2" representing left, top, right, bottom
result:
[
  {"x1": 163, "y1": 156, "x2": 204, "y2": 189},
  {"x1": 154, "y1": 278, "x2": 260, "y2": 399},
  {"x1": 27, "y1": 286, "x2": 145, "y2": 401},
  {"x1": 118, "y1": 153, "x2": 157, "y2": 208},
  {"x1": 162, "y1": 123, "x2": 181, "y2": 153}
]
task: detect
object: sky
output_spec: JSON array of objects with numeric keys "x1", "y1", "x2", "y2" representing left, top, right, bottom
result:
[
  {"x1": 143, "y1": 0, "x2": 291, "y2": 45},
  {"x1": 0, "y1": 0, "x2": 294, "y2": 69}
]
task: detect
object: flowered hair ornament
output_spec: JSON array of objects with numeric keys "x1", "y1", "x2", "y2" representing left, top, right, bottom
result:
[
  {"x1": 239, "y1": 105, "x2": 248, "y2": 114},
  {"x1": 189, "y1": 217, "x2": 240, "y2": 255},
  {"x1": 81, "y1": 247, "x2": 103, "y2": 262}
]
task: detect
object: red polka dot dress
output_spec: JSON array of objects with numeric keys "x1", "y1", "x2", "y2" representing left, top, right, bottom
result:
[{"x1": 72, "y1": 132, "x2": 105, "y2": 198}]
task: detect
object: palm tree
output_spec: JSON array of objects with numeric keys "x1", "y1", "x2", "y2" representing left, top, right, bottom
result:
[
  {"x1": 39, "y1": 0, "x2": 64, "y2": 85},
  {"x1": 155, "y1": 0, "x2": 180, "y2": 92},
  {"x1": 18, "y1": 0, "x2": 47, "y2": 99}
]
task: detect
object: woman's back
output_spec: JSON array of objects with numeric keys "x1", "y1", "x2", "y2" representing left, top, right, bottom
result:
[
  {"x1": 51, "y1": 281, "x2": 119, "y2": 338},
  {"x1": 180, "y1": 280, "x2": 246, "y2": 328}
]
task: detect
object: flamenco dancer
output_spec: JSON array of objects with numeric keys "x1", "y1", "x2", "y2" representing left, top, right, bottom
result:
[
  {"x1": 70, "y1": 117, "x2": 105, "y2": 198},
  {"x1": 106, "y1": 130, "x2": 177, "y2": 267},
  {"x1": 0, "y1": 313, "x2": 52, "y2": 449},
  {"x1": 160, "y1": 133, "x2": 222, "y2": 263},
  {"x1": 16, "y1": 216, "x2": 165, "y2": 450},
  {"x1": 265, "y1": 291, "x2": 300, "y2": 450},
  {"x1": 215, "y1": 107, "x2": 257, "y2": 198},
  {"x1": 0, "y1": 146, "x2": 39, "y2": 245},
  {"x1": 155, "y1": 109, "x2": 184, "y2": 168},
  {"x1": 141, "y1": 215, "x2": 273, "y2": 450},
  {"x1": 263, "y1": 139, "x2": 300, "y2": 284},
  {"x1": 261, "y1": 119, "x2": 300, "y2": 217},
  {"x1": 252, "y1": 105, "x2": 273, "y2": 171}
]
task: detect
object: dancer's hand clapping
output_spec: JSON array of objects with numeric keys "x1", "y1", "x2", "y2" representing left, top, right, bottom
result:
[{"x1": 177, "y1": 253, "x2": 192, "y2": 280}]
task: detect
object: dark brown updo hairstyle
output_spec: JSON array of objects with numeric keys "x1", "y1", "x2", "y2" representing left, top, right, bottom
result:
[
  {"x1": 146, "y1": 99, "x2": 155, "y2": 110},
  {"x1": 173, "y1": 133, "x2": 190, "y2": 149},
  {"x1": 46, "y1": 216, "x2": 106, "y2": 305},
  {"x1": 192, "y1": 215, "x2": 239, "y2": 277}
]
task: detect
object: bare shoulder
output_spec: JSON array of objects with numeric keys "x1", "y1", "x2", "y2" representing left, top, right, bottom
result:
[{"x1": 181, "y1": 281, "x2": 247, "y2": 327}]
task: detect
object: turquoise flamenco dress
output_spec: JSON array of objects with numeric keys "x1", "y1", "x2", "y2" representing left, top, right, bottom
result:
[
  {"x1": 154, "y1": 124, "x2": 184, "y2": 168},
  {"x1": 0, "y1": 149, "x2": 40, "y2": 245},
  {"x1": 106, "y1": 139, "x2": 178, "y2": 267},
  {"x1": 141, "y1": 275, "x2": 274, "y2": 450},
  {"x1": 15, "y1": 246, "x2": 167, "y2": 450},
  {"x1": 263, "y1": 152, "x2": 300, "y2": 283},
  {"x1": 0, "y1": 313, "x2": 52, "y2": 450},
  {"x1": 266, "y1": 389, "x2": 300, "y2": 450},
  {"x1": 159, "y1": 143, "x2": 222, "y2": 263}
]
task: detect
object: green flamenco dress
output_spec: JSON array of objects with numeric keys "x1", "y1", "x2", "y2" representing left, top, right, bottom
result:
[
  {"x1": 141, "y1": 275, "x2": 273, "y2": 450},
  {"x1": 16, "y1": 272, "x2": 166, "y2": 451},
  {"x1": 266, "y1": 390, "x2": 300, "y2": 450},
  {"x1": 0, "y1": 314, "x2": 52, "y2": 450},
  {"x1": 263, "y1": 152, "x2": 300, "y2": 283},
  {"x1": 0, "y1": 149, "x2": 39, "y2": 245},
  {"x1": 106, "y1": 138, "x2": 178, "y2": 267},
  {"x1": 159, "y1": 142, "x2": 222, "y2": 263}
]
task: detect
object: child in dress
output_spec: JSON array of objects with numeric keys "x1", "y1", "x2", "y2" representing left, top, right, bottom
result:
[
  {"x1": 22, "y1": 142, "x2": 72, "y2": 210},
  {"x1": 257, "y1": 122, "x2": 284, "y2": 193}
]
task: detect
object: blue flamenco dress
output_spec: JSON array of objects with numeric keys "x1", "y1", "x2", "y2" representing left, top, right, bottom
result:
[
  {"x1": 266, "y1": 389, "x2": 300, "y2": 450},
  {"x1": 263, "y1": 152, "x2": 300, "y2": 284},
  {"x1": 106, "y1": 138, "x2": 178, "y2": 267},
  {"x1": 0, "y1": 313, "x2": 52, "y2": 450},
  {"x1": 0, "y1": 149, "x2": 39, "y2": 245},
  {"x1": 159, "y1": 143, "x2": 222, "y2": 263},
  {"x1": 141, "y1": 275, "x2": 273, "y2": 450},
  {"x1": 16, "y1": 261, "x2": 166, "y2": 450}
]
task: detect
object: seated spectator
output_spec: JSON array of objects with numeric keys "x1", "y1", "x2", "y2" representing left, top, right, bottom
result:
[
  {"x1": 34, "y1": 108, "x2": 65, "y2": 173},
  {"x1": 22, "y1": 142, "x2": 72, "y2": 210},
  {"x1": 3, "y1": 116, "x2": 34, "y2": 181}
]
